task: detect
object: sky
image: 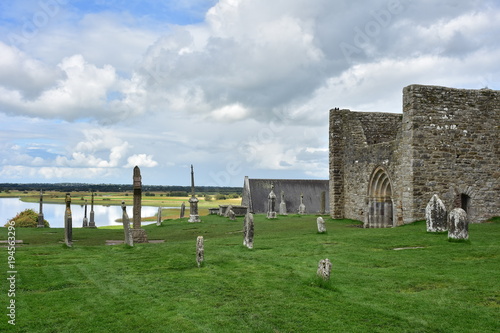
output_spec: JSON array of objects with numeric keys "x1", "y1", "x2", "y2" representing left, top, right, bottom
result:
[{"x1": 0, "y1": 0, "x2": 499, "y2": 187}]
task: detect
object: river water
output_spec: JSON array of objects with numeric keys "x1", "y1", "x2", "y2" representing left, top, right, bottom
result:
[{"x1": 0, "y1": 197, "x2": 169, "y2": 228}]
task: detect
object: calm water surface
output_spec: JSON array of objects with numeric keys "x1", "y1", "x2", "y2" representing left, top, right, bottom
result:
[{"x1": 0, "y1": 197, "x2": 171, "y2": 228}]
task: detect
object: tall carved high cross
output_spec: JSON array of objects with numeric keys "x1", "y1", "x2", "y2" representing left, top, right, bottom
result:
[
  {"x1": 267, "y1": 183, "x2": 277, "y2": 219},
  {"x1": 133, "y1": 166, "x2": 142, "y2": 229},
  {"x1": 64, "y1": 193, "x2": 73, "y2": 247},
  {"x1": 37, "y1": 189, "x2": 45, "y2": 228},
  {"x1": 89, "y1": 191, "x2": 96, "y2": 228},
  {"x1": 188, "y1": 165, "x2": 201, "y2": 223}
]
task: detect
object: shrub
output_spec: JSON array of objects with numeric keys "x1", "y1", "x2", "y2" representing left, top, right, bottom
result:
[
  {"x1": 215, "y1": 194, "x2": 227, "y2": 200},
  {"x1": 204, "y1": 195, "x2": 212, "y2": 201},
  {"x1": 5, "y1": 209, "x2": 50, "y2": 228}
]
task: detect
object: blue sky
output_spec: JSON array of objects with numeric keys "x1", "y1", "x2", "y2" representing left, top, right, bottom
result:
[{"x1": 0, "y1": 0, "x2": 499, "y2": 187}]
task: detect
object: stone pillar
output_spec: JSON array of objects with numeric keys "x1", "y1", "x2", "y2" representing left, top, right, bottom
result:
[
  {"x1": 298, "y1": 194, "x2": 306, "y2": 215},
  {"x1": 89, "y1": 191, "x2": 96, "y2": 228},
  {"x1": 243, "y1": 212, "x2": 254, "y2": 249},
  {"x1": 156, "y1": 207, "x2": 162, "y2": 226},
  {"x1": 64, "y1": 193, "x2": 73, "y2": 247},
  {"x1": 317, "y1": 258, "x2": 332, "y2": 280},
  {"x1": 279, "y1": 191, "x2": 287, "y2": 215},
  {"x1": 317, "y1": 216, "x2": 326, "y2": 233},
  {"x1": 425, "y1": 194, "x2": 447, "y2": 232},
  {"x1": 267, "y1": 184, "x2": 277, "y2": 219},
  {"x1": 188, "y1": 165, "x2": 201, "y2": 223},
  {"x1": 121, "y1": 202, "x2": 133, "y2": 246},
  {"x1": 196, "y1": 236, "x2": 204, "y2": 267},
  {"x1": 448, "y1": 208, "x2": 468, "y2": 240},
  {"x1": 180, "y1": 202, "x2": 186, "y2": 218},
  {"x1": 131, "y1": 166, "x2": 148, "y2": 243},
  {"x1": 82, "y1": 200, "x2": 88, "y2": 228},
  {"x1": 37, "y1": 189, "x2": 45, "y2": 228}
]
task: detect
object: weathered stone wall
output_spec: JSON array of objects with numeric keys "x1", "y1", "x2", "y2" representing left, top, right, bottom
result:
[{"x1": 401, "y1": 85, "x2": 500, "y2": 223}]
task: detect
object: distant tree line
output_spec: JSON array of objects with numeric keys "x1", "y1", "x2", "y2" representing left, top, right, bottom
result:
[{"x1": 0, "y1": 183, "x2": 243, "y2": 195}]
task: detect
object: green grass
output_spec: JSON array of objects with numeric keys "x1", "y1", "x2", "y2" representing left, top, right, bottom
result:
[{"x1": 1, "y1": 216, "x2": 498, "y2": 332}]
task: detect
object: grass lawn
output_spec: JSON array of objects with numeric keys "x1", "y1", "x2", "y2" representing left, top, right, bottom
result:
[{"x1": 1, "y1": 215, "x2": 498, "y2": 332}]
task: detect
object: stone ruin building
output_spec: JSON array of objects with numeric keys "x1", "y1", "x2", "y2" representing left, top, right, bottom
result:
[{"x1": 329, "y1": 84, "x2": 499, "y2": 227}]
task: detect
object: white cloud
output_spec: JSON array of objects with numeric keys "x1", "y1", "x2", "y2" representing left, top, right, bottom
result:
[{"x1": 126, "y1": 154, "x2": 158, "y2": 168}]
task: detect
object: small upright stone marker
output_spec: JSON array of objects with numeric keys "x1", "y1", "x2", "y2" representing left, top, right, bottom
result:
[
  {"x1": 82, "y1": 200, "x2": 88, "y2": 228},
  {"x1": 89, "y1": 191, "x2": 96, "y2": 228},
  {"x1": 64, "y1": 193, "x2": 73, "y2": 247},
  {"x1": 121, "y1": 201, "x2": 133, "y2": 247},
  {"x1": 228, "y1": 208, "x2": 236, "y2": 221},
  {"x1": 180, "y1": 202, "x2": 186, "y2": 218},
  {"x1": 37, "y1": 189, "x2": 45, "y2": 228},
  {"x1": 298, "y1": 194, "x2": 306, "y2": 215},
  {"x1": 267, "y1": 184, "x2": 277, "y2": 219},
  {"x1": 279, "y1": 191, "x2": 287, "y2": 215},
  {"x1": 188, "y1": 165, "x2": 201, "y2": 223},
  {"x1": 243, "y1": 212, "x2": 254, "y2": 249},
  {"x1": 196, "y1": 236, "x2": 204, "y2": 267},
  {"x1": 448, "y1": 208, "x2": 468, "y2": 240},
  {"x1": 156, "y1": 207, "x2": 162, "y2": 226},
  {"x1": 317, "y1": 258, "x2": 332, "y2": 280},
  {"x1": 317, "y1": 216, "x2": 326, "y2": 233},
  {"x1": 425, "y1": 194, "x2": 447, "y2": 232}
]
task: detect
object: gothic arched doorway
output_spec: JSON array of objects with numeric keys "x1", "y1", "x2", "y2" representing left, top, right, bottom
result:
[{"x1": 367, "y1": 167, "x2": 394, "y2": 228}]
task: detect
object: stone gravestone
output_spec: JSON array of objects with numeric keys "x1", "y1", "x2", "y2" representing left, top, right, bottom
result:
[
  {"x1": 448, "y1": 208, "x2": 468, "y2": 240},
  {"x1": 64, "y1": 193, "x2": 73, "y2": 247},
  {"x1": 224, "y1": 205, "x2": 233, "y2": 217},
  {"x1": 180, "y1": 202, "x2": 186, "y2": 218},
  {"x1": 131, "y1": 166, "x2": 148, "y2": 243},
  {"x1": 196, "y1": 236, "x2": 204, "y2": 267},
  {"x1": 317, "y1": 216, "x2": 326, "y2": 233},
  {"x1": 425, "y1": 194, "x2": 447, "y2": 232},
  {"x1": 298, "y1": 194, "x2": 306, "y2": 215},
  {"x1": 188, "y1": 165, "x2": 201, "y2": 223},
  {"x1": 82, "y1": 200, "x2": 88, "y2": 228},
  {"x1": 243, "y1": 212, "x2": 254, "y2": 249},
  {"x1": 228, "y1": 208, "x2": 236, "y2": 221},
  {"x1": 279, "y1": 191, "x2": 287, "y2": 215},
  {"x1": 266, "y1": 184, "x2": 277, "y2": 219},
  {"x1": 89, "y1": 191, "x2": 96, "y2": 228},
  {"x1": 37, "y1": 189, "x2": 45, "y2": 228},
  {"x1": 121, "y1": 201, "x2": 133, "y2": 247},
  {"x1": 156, "y1": 207, "x2": 162, "y2": 226},
  {"x1": 317, "y1": 258, "x2": 332, "y2": 280}
]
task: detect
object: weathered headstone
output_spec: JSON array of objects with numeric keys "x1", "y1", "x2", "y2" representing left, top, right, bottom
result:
[
  {"x1": 196, "y1": 236, "x2": 204, "y2": 267},
  {"x1": 228, "y1": 209, "x2": 236, "y2": 221},
  {"x1": 317, "y1": 216, "x2": 326, "y2": 233},
  {"x1": 425, "y1": 194, "x2": 447, "y2": 232},
  {"x1": 88, "y1": 191, "x2": 96, "y2": 228},
  {"x1": 37, "y1": 189, "x2": 44, "y2": 228},
  {"x1": 448, "y1": 208, "x2": 468, "y2": 240},
  {"x1": 188, "y1": 165, "x2": 201, "y2": 223},
  {"x1": 279, "y1": 191, "x2": 287, "y2": 215},
  {"x1": 320, "y1": 191, "x2": 326, "y2": 215},
  {"x1": 180, "y1": 202, "x2": 186, "y2": 218},
  {"x1": 82, "y1": 200, "x2": 88, "y2": 228},
  {"x1": 121, "y1": 201, "x2": 133, "y2": 246},
  {"x1": 243, "y1": 212, "x2": 254, "y2": 249},
  {"x1": 298, "y1": 193, "x2": 306, "y2": 214},
  {"x1": 267, "y1": 184, "x2": 277, "y2": 219},
  {"x1": 64, "y1": 193, "x2": 73, "y2": 247},
  {"x1": 156, "y1": 207, "x2": 162, "y2": 226},
  {"x1": 131, "y1": 166, "x2": 148, "y2": 243},
  {"x1": 317, "y1": 258, "x2": 332, "y2": 280},
  {"x1": 224, "y1": 205, "x2": 233, "y2": 217}
]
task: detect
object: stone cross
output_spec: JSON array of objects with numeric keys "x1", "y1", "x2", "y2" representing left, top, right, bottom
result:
[
  {"x1": 243, "y1": 212, "x2": 254, "y2": 249},
  {"x1": 37, "y1": 189, "x2": 44, "y2": 228},
  {"x1": 156, "y1": 207, "x2": 162, "y2": 226},
  {"x1": 317, "y1": 216, "x2": 326, "y2": 233},
  {"x1": 121, "y1": 201, "x2": 133, "y2": 246},
  {"x1": 448, "y1": 208, "x2": 468, "y2": 240},
  {"x1": 180, "y1": 202, "x2": 186, "y2": 218},
  {"x1": 298, "y1": 193, "x2": 306, "y2": 214},
  {"x1": 131, "y1": 166, "x2": 148, "y2": 243},
  {"x1": 89, "y1": 191, "x2": 96, "y2": 228},
  {"x1": 279, "y1": 191, "x2": 287, "y2": 215},
  {"x1": 266, "y1": 184, "x2": 277, "y2": 219},
  {"x1": 82, "y1": 200, "x2": 88, "y2": 228},
  {"x1": 64, "y1": 193, "x2": 73, "y2": 247},
  {"x1": 196, "y1": 236, "x2": 204, "y2": 267},
  {"x1": 425, "y1": 194, "x2": 447, "y2": 232},
  {"x1": 317, "y1": 258, "x2": 332, "y2": 280},
  {"x1": 188, "y1": 165, "x2": 201, "y2": 223}
]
